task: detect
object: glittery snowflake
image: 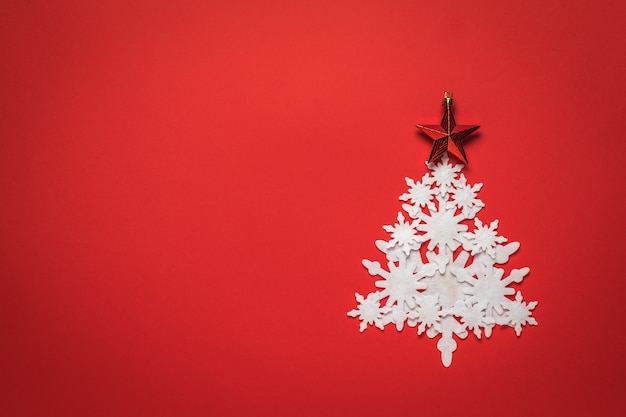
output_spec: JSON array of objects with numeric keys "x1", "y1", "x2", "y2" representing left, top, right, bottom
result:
[{"x1": 347, "y1": 154, "x2": 538, "y2": 367}]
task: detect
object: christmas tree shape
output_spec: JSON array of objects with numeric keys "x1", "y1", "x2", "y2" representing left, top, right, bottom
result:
[{"x1": 347, "y1": 153, "x2": 537, "y2": 367}]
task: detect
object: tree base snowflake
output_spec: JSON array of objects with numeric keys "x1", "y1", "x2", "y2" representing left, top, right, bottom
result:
[{"x1": 347, "y1": 154, "x2": 538, "y2": 367}]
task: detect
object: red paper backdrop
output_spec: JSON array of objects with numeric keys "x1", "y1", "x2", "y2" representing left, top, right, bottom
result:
[{"x1": 1, "y1": 1, "x2": 625, "y2": 416}]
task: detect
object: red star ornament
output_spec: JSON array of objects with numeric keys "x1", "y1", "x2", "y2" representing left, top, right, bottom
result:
[{"x1": 416, "y1": 92, "x2": 480, "y2": 164}]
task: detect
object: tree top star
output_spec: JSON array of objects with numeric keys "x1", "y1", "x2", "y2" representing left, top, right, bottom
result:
[{"x1": 416, "y1": 92, "x2": 480, "y2": 164}]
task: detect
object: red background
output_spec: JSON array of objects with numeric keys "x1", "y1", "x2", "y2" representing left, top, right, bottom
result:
[{"x1": 1, "y1": 0, "x2": 625, "y2": 415}]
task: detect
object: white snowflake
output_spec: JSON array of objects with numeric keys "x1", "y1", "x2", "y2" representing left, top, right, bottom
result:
[
  {"x1": 463, "y1": 218, "x2": 507, "y2": 258},
  {"x1": 383, "y1": 212, "x2": 422, "y2": 255},
  {"x1": 457, "y1": 266, "x2": 530, "y2": 316},
  {"x1": 347, "y1": 292, "x2": 387, "y2": 332},
  {"x1": 411, "y1": 295, "x2": 443, "y2": 335},
  {"x1": 453, "y1": 300, "x2": 495, "y2": 339},
  {"x1": 362, "y1": 256, "x2": 427, "y2": 308},
  {"x1": 427, "y1": 154, "x2": 462, "y2": 196},
  {"x1": 506, "y1": 291, "x2": 538, "y2": 336},
  {"x1": 348, "y1": 151, "x2": 538, "y2": 367},
  {"x1": 417, "y1": 199, "x2": 468, "y2": 251},
  {"x1": 399, "y1": 174, "x2": 437, "y2": 212},
  {"x1": 448, "y1": 174, "x2": 484, "y2": 218}
]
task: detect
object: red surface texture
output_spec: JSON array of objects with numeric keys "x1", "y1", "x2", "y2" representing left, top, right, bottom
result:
[{"x1": 1, "y1": 1, "x2": 625, "y2": 416}]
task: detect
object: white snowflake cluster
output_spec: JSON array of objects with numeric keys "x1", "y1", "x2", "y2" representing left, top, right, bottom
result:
[{"x1": 348, "y1": 154, "x2": 537, "y2": 367}]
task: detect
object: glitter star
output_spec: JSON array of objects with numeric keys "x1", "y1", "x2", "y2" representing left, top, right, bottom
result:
[{"x1": 416, "y1": 92, "x2": 480, "y2": 164}]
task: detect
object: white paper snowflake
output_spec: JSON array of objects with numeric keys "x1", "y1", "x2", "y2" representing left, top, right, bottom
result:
[{"x1": 347, "y1": 154, "x2": 538, "y2": 367}]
